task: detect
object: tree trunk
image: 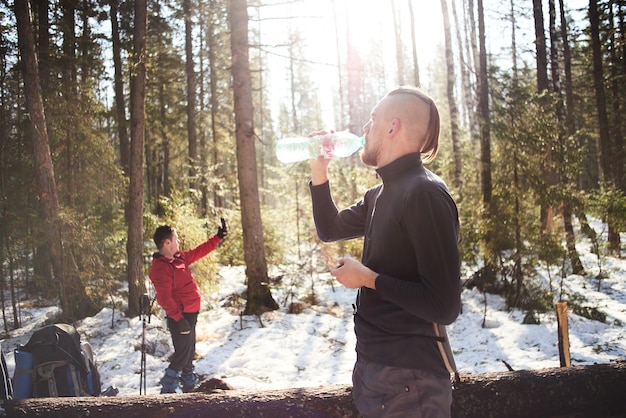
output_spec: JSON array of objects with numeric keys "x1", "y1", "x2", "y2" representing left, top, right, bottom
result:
[
  {"x1": 534, "y1": 0, "x2": 556, "y2": 235},
  {"x1": 533, "y1": 0, "x2": 549, "y2": 93},
  {"x1": 15, "y1": 0, "x2": 97, "y2": 323},
  {"x1": 468, "y1": 0, "x2": 480, "y2": 95},
  {"x1": 30, "y1": 1, "x2": 54, "y2": 287},
  {"x1": 6, "y1": 363, "x2": 626, "y2": 418},
  {"x1": 35, "y1": 0, "x2": 50, "y2": 96},
  {"x1": 288, "y1": 39, "x2": 299, "y2": 134},
  {"x1": 553, "y1": 0, "x2": 583, "y2": 274},
  {"x1": 451, "y1": 0, "x2": 475, "y2": 142},
  {"x1": 110, "y1": 0, "x2": 130, "y2": 177},
  {"x1": 477, "y1": 0, "x2": 490, "y2": 209},
  {"x1": 589, "y1": 0, "x2": 612, "y2": 181},
  {"x1": 476, "y1": 0, "x2": 494, "y2": 267},
  {"x1": 332, "y1": 0, "x2": 347, "y2": 128},
  {"x1": 126, "y1": 0, "x2": 148, "y2": 318},
  {"x1": 466, "y1": 0, "x2": 481, "y2": 152},
  {"x1": 440, "y1": 0, "x2": 463, "y2": 196},
  {"x1": 391, "y1": 0, "x2": 404, "y2": 85},
  {"x1": 61, "y1": 0, "x2": 77, "y2": 207},
  {"x1": 208, "y1": 0, "x2": 224, "y2": 209},
  {"x1": 346, "y1": 34, "x2": 364, "y2": 140},
  {"x1": 197, "y1": 2, "x2": 209, "y2": 216},
  {"x1": 229, "y1": 0, "x2": 278, "y2": 315},
  {"x1": 589, "y1": 0, "x2": 620, "y2": 254},
  {"x1": 184, "y1": 0, "x2": 198, "y2": 193},
  {"x1": 608, "y1": 4, "x2": 626, "y2": 195},
  {"x1": 160, "y1": 81, "x2": 171, "y2": 200},
  {"x1": 507, "y1": 0, "x2": 525, "y2": 306},
  {"x1": 0, "y1": 242, "x2": 7, "y2": 334},
  {"x1": 407, "y1": 0, "x2": 420, "y2": 86},
  {"x1": 0, "y1": 58, "x2": 8, "y2": 332}
]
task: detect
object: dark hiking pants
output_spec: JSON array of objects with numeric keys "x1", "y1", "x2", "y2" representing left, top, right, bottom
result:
[{"x1": 167, "y1": 312, "x2": 198, "y2": 373}]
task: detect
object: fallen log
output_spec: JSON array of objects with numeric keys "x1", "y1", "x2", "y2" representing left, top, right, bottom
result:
[
  {"x1": 4, "y1": 362, "x2": 626, "y2": 418},
  {"x1": 451, "y1": 361, "x2": 626, "y2": 418}
]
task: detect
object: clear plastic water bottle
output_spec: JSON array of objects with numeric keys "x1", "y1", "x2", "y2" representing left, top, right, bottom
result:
[{"x1": 275, "y1": 131, "x2": 364, "y2": 163}]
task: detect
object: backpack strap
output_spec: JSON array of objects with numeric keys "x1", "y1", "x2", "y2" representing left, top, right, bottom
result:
[
  {"x1": 433, "y1": 323, "x2": 461, "y2": 387},
  {"x1": 37, "y1": 361, "x2": 87, "y2": 397},
  {"x1": 67, "y1": 364, "x2": 84, "y2": 396},
  {"x1": 37, "y1": 361, "x2": 66, "y2": 397}
]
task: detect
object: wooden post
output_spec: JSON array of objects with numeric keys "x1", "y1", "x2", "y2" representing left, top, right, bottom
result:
[{"x1": 556, "y1": 301, "x2": 571, "y2": 367}]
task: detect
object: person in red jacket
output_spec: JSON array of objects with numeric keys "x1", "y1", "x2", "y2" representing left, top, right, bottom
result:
[{"x1": 149, "y1": 219, "x2": 228, "y2": 394}]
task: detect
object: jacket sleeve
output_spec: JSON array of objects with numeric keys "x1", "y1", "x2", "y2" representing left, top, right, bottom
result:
[
  {"x1": 183, "y1": 235, "x2": 222, "y2": 265},
  {"x1": 148, "y1": 262, "x2": 183, "y2": 321},
  {"x1": 309, "y1": 180, "x2": 370, "y2": 242},
  {"x1": 375, "y1": 188, "x2": 461, "y2": 325}
]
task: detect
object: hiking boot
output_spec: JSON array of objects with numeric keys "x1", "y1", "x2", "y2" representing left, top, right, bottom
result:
[
  {"x1": 160, "y1": 368, "x2": 180, "y2": 394},
  {"x1": 180, "y1": 371, "x2": 199, "y2": 393}
]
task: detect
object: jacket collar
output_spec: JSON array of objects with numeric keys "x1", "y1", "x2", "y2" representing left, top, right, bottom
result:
[
  {"x1": 375, "y1": 152, "x2": 423, "y2": 183},
  {"x1": 153, "y1": 252, "x2": 179, "y2": 261}
]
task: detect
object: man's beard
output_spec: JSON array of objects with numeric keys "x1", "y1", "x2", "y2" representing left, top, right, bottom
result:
[{"x1": 360, "y1": 142, "x2": 379, "y2": 167}]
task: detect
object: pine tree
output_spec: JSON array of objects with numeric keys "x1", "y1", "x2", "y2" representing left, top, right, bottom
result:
[
  {"x1": 127, "y1": 0, "x2": 148, "y2": 317},
  {"x1": 15, "y1": 0, "x2": 98, "y2": 322},
  {"x1": 230, "y1": 0, "x2": 278, "y2": 315}
]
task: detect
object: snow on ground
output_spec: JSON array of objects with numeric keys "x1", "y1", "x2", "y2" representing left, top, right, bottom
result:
[{"x1": 1, "y1": 220, "x2": 625, "y2": 396}]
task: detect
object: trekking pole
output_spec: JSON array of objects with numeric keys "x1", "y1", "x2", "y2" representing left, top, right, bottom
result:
[{"x1": 139, "y1": 293, "x2": 151, "y2": 395}]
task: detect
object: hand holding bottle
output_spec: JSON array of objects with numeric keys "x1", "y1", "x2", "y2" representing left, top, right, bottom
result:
[{"x1": 309, "y1": 131, "x2": 332, "y2": 185}]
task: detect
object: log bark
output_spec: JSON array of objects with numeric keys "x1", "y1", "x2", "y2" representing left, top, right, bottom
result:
[
  {"x1": 5, "y1": 363, "x2": 626, "y2": 418},
  {"x1": 451, "y1": 362, "x2": 626, "y2": 418}
]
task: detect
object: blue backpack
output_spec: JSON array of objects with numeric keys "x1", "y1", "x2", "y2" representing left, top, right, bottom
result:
[{"x1": 13, "y1": 324, "x2": 100, "y2": 398}]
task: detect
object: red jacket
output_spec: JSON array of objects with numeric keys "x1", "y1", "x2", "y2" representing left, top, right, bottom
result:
[{"x1": 148, "y1": 235, "x2": 222, "y2": 321}]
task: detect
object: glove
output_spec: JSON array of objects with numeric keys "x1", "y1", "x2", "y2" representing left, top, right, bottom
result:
[
  {"x1": 177, "y1": 318, "x2": 191, "y2": 335},
  {"x1": 217, "y1": 217, "x2": 229, "y2": 239}
]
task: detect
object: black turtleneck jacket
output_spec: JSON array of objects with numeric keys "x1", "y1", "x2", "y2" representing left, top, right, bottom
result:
[{"x1": 310, "y1": 153, "x2": 461, "y2": 377}]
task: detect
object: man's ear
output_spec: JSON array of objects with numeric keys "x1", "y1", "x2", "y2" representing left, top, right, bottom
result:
[{"x1": 388, "y1": 118, "x2": 400, "y2": 136}]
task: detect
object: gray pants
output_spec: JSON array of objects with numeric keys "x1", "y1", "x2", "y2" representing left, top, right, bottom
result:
[{"x1": 352, "y1": 359, "x2": 452, "y2": 418}]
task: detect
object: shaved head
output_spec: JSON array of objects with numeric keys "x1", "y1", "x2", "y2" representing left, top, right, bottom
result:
[
  {"x1": 361, "y1": 86, "x2": 440, "y2": 167},
  {"x1": 384, "y1": 87, "x2": 440, "y2": 162}
]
